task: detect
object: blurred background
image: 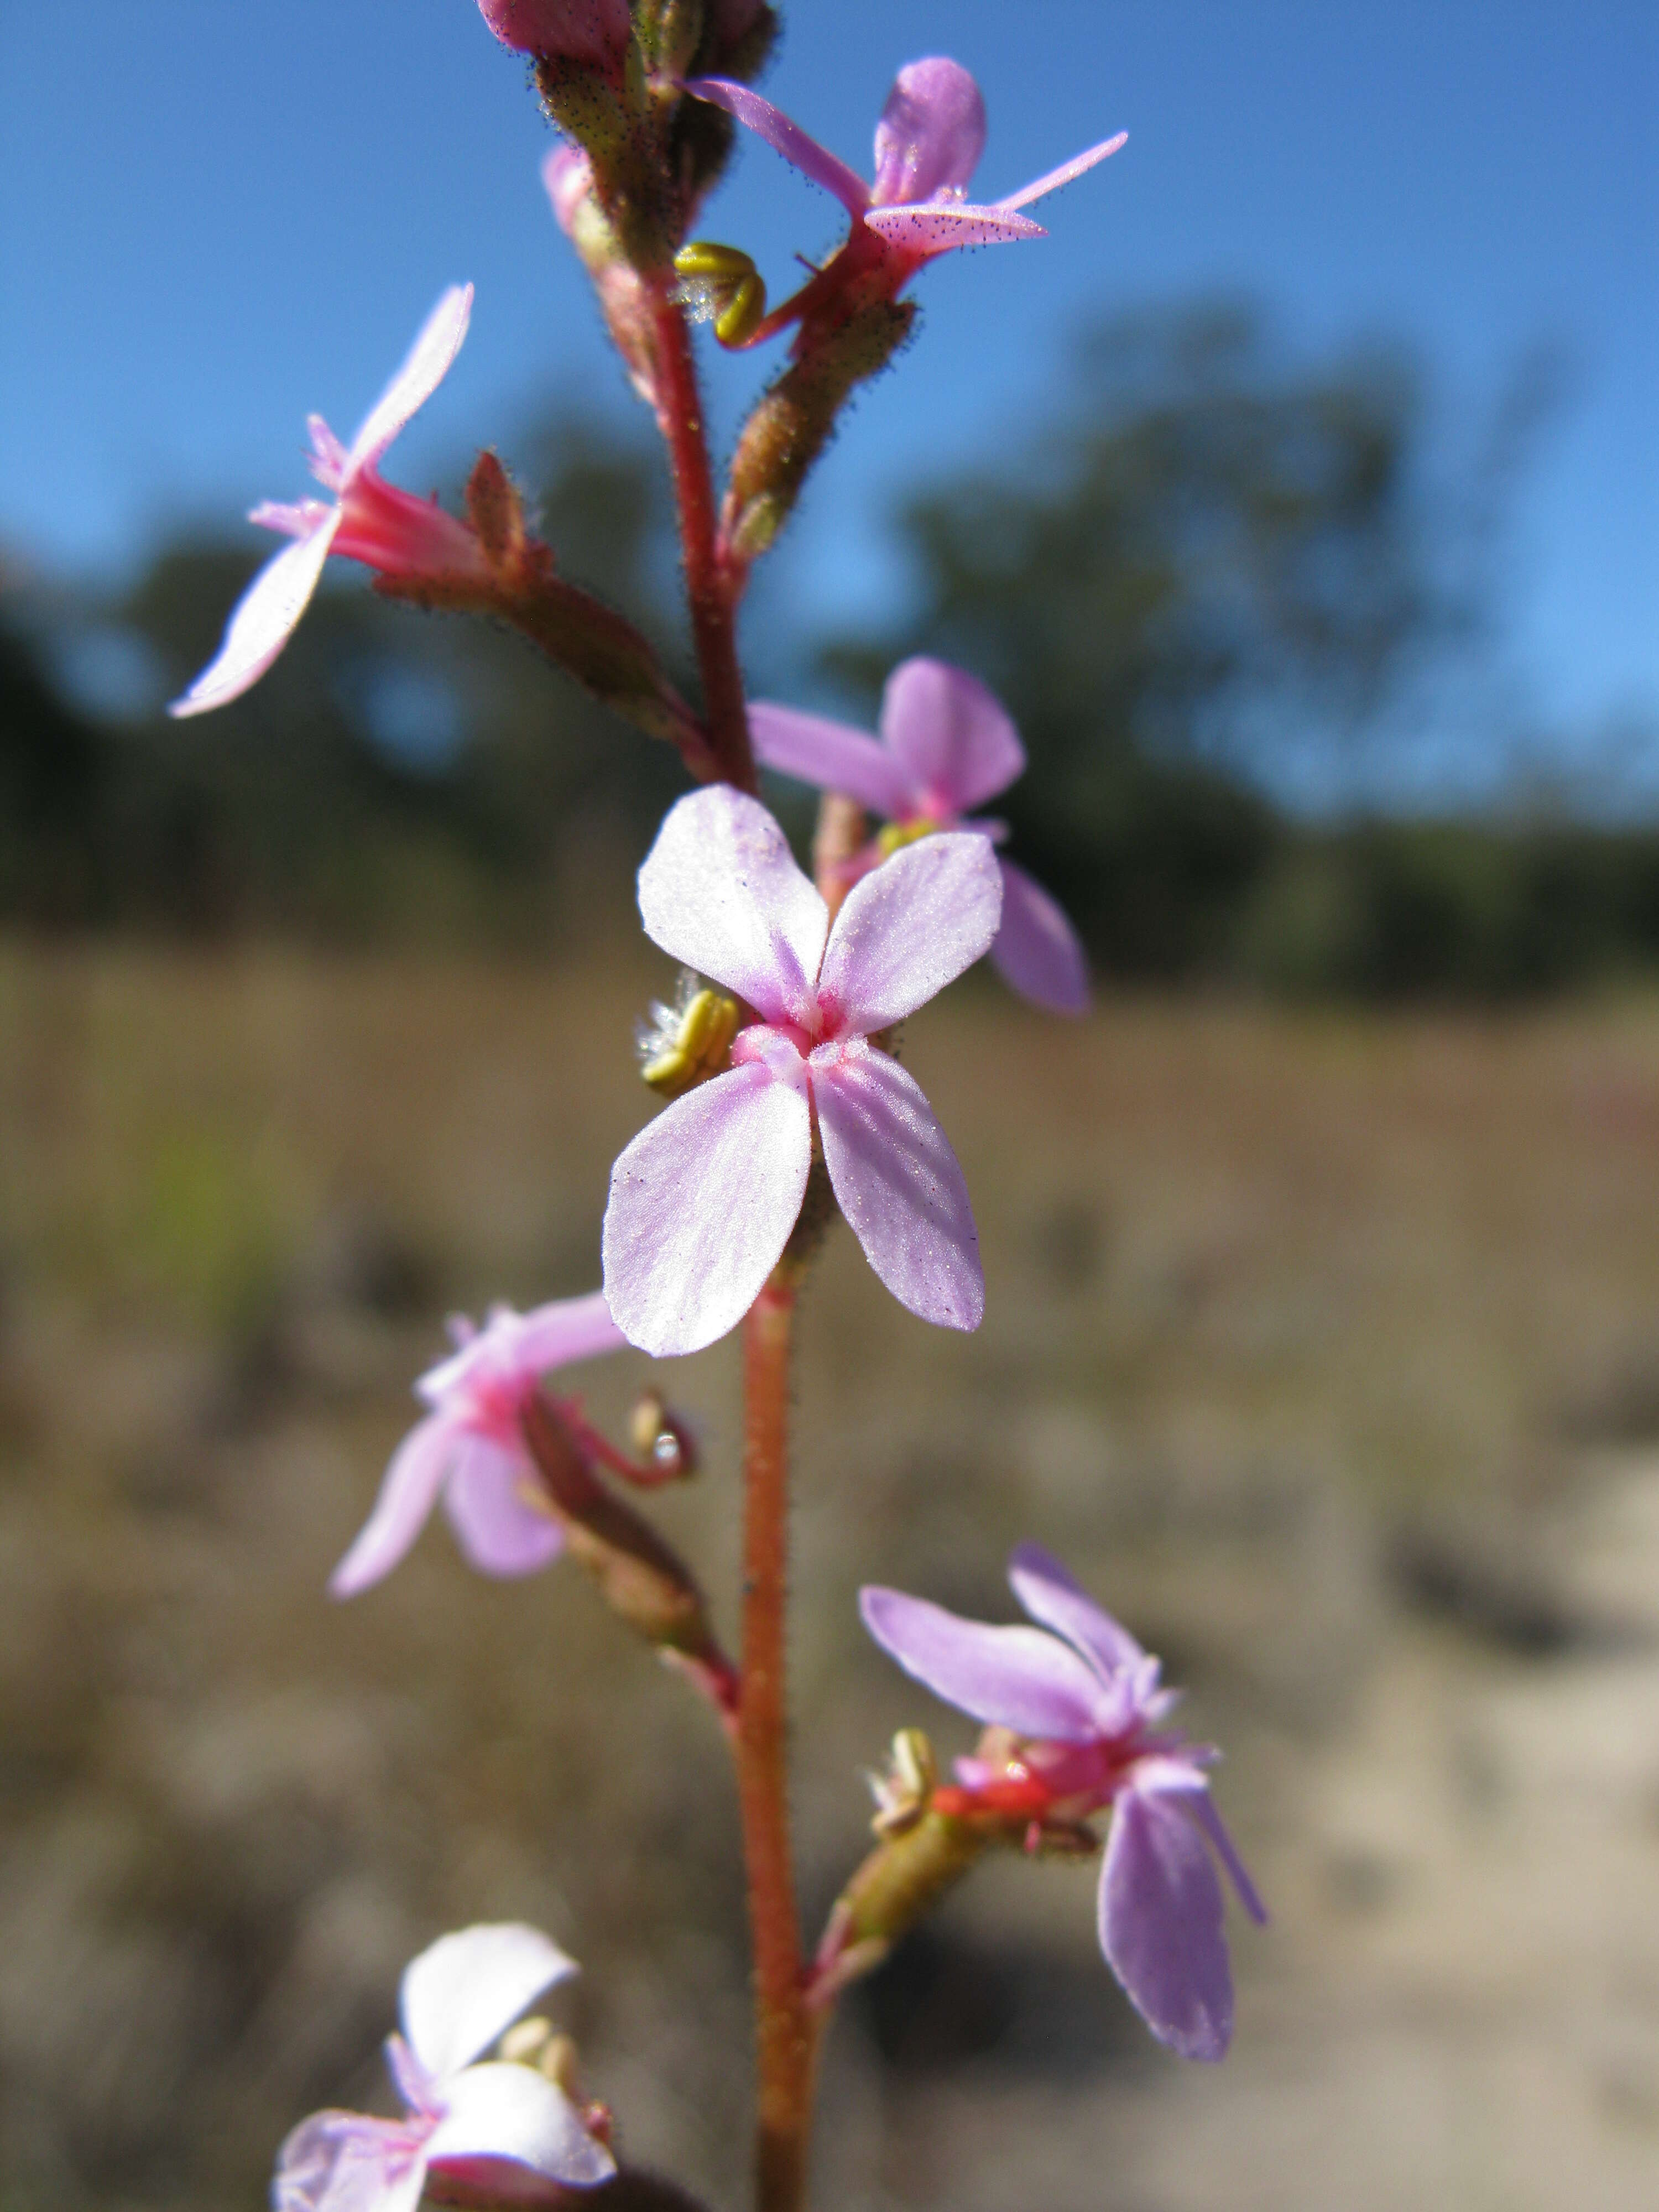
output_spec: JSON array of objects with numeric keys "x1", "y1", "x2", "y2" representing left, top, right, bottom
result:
[{"x1": 2, "y1": 2, "x2": 1657, "y2": 2205}]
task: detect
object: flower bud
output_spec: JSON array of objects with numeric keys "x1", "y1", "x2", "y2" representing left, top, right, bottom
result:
[{"x1": 477, "y1": 0, "x2": 632, "y2": 70}]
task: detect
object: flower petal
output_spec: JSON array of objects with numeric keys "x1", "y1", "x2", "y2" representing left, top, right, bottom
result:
[
  {"x1": 425, "y1": 2065, "x2": 616, "y2": 2193},
  {"x1": 995, "y1": 130, "x2": 1129, "y2": 215},
  {"x1": 813, "y1": 1041, "x2": 983, "y2": 1330},
  {"x1": 1006, "y1": 1542, "x2": 1146, "y2": 1683},
  {"x1": 748, "y1": 701, "x2": 918, "y2": 818},
  {"x1": 167, "y1": 513, "x2": 341, "y2": 717},
  {"x1": 859, "y1": 1586, "x2": 1110, "y2": 1740},
  {"x1": 347, "y1": 285, "x2": 474, "y2": 477},
  {"x1": 603, "y1": 1058, "x2": 811, "y2": 1357},
  {"x1": 442, "y1": 1439, "x2": 566, "y2": 1578},
  {"x1": 684, "y1": 76, "x2": 870, "y2": 215},
  {"x1": 272, "y1": 2111, "x2": 430, "y2": 2212},
  {"x1": 330, "y1": 1413, "x2": 457, "y2": 1599},
  {"x1": 1176, "y1": 1785, "x2": 1269, "y2": 1926},
  {"x1": 862, "y1": 202, "x2": 1044, "y2": 254},
  {"x1": 870, "y1": 58, "x2": 985, "y2": 206},
  {"x1": 1099, "y1": 1789, "x2": 1233, "y2": 2060},
  {"x1": 817, "y1": 831, "x2": 1001, "y2": 1032},
  {"x1": 401, "y1": 1924, "x2": 579, "y2": 2083},
  {"x1": 879, "y1": 659, "x2": 1026, "y2": 815},
  {"x1": 635, "y1": 787, "x2": 827, "y2": 1027},
  {"x1": 991, "y1": 859, "x2": 1090, "y2": 1014},
  {"x1": 508, "y1": 1290, "x2": 627, "y2": 1372}
]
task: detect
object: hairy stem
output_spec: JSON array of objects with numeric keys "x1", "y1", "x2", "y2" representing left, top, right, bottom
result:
[
  {"x1": 649, "y1": 287, "x2": 756, "y2": 792},
  {"x1": 739, "y1": 1281, "x2": 816, "y2": 2212}
]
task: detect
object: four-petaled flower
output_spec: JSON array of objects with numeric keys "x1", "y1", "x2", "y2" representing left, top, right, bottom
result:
[
  {"x1": 685, "y1": 56, "x2": 1125, "y2": 346},
  {"x1": 170, "y1": 286, "x2": 484, "y2": 718},
  {"x1": 274, "y1": 1922, "x2": 615, "y2": 2211},
  {"x1": 750, "y1": 658, "x2": 1089, "y2": 1015},
  {"x1": 603, "y1": 786, "x2": 1001, "y2": 1358},
  {"x1": 860, "y1": 1543, "x2": 1266, "y2": 2060},
  {"x1": 330, "y1": 1292, "x2": 626, "y2": 1597}
]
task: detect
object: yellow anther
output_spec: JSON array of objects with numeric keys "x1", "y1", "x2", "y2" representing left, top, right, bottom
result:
[
  {"x1": 500, "y1": 2016, "x2": 554, "y2": 2066},
  {"x1": 672, "y1": 241, "x2": 769, "y2": 349},
  {"x1": 875, "y1": 816, "x2": 940, "y2": 858},
  {"x1": 538, "y1": 2032, "x2": 581, "y2": 2093},
  {"x1": 638, "y1": 979, "x2": 740, "y2": 1099}
]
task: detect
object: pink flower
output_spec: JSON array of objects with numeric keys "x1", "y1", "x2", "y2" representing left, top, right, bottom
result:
[
  {"x1": 685, "y1": 57, "x2": 1125, "y2": 343},
  {"x1": 602, "y1": 786, "x2": 1001, "y2": 1357},
  {"x1": 330, "y1": 1292, "x2": 627, "y2": 1597},
  {"x1": 477, "y1": 0, "x2": 632, "y2": 69},
  {"x1": 861, "y1": 1545, "x2": 1267, "y2": 2062},
  {"x1": 169, "y1": 287, "x2": 483, "y2": 718},
  {"x1": 750, "y1": 659, "x2": 1089, "y2": 1015},
  {"x1": 274, "y1": 1922, "x2": 615, "y2": 2212}
]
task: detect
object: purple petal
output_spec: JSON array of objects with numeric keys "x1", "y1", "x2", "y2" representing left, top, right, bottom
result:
[
  {"x1": 863, "y1": 202, "x2": 1045, "y2": 255},
  {"x1": 748, "y1": 701, "x2": 918, "y2": 818},
  {"x1": 996, "y1": 129, "x2": 1129, "y2": 214},
  {"x1": 603, "y1": 1057, "x2": 812, "y2": 1357},
  {"x1": 870, "y1": 58, "x2": 985, "y2": 206},
  {"x1": 859, "y1": 1586, "x2": 1109, "y2": 1740},
  {"x1": 329, "y1": 1413, "x2": 456, "y2": 1599},
  {"x1": 817, "y1": 831, "x2": 1001, "y2": 1032},
  {"x1": 346, "y1": 285, "x2": 473, "y2": 477},
  {"x1": 1178, "y1": 1786, "x2": 1269, "y2": 1926},
  {"x1": 635, "y1": 787, "x2": 827, "y2": 1027},
  {"x1": 1099, "y1": 1790, "x2": 1233, "y2": 2060},
  {"x1": 425, "y1": 2065, "x2": 616, "y2": 2193},
  {"x1": 992, "y1": 859, "x2": 1090, "y2": 1014},
  {"x1": 167, "y1": 514, "x2": 340, "y2": 717},
  {"x1": 1007, "y1": 1542, "x2": 1146, "y2": 1683},
  {"x1": 684, "y1": 77, "x2": 870, "y2": 215},
  {"x1": 508, "y1": 1290, "x2": 626, "y2": 1371},
  {"x1": 879, "y1": 659, "x2": 1026, "y2": 815},
  {"x1": 401, "y1": 1924, "x2": 580, "y2": 2083},
  {"x1": 273, "y1": 2111, "x2": 429, "y2": 2212},
  {"x1": 442, "y1": 1439, "x2": 566, "y2": 1578},
  {"x1": 813, "y1": 1041, "x2": 983, "y2": 1331}
]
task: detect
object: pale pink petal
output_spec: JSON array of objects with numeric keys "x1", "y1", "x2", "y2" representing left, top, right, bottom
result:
[
  {"x1": 542, "y1": 144, "x2": 592, "y2": 234},
  {"x1": 748, "y1": 702, "x2": 918, "y2": 818},
  {"x1": 816, "y1": 832, "x2": 1000, "y2": 1032},
  {"x1": 251, "y1": 496, "x2": 333, "y2": 539},
  {"x1": 859, "y1": 1587, "x2": 1109, "y2": 1740},
  {"x1": 508, "y1": 1290, "x2": 627, "y2": 1373},
  {"x1": 684, "y1": 77, "x2": 870, "y2": 215},
  {"x1": 426, "y1": 2065, "x2": 616, "y2": 2192},
  {"x1": 272, "y1": 2111, "x2": 430, "y2": 2212},
  {"x1": 346, "y1": 285, "x2": 474, "y2": 477},
  {"x1": 863, "y1": 202, "x2": 1044, "y2": 254},
  {"x1": 167, "y1": 513, "x2": 340, "y2": 717},
  {"x1": 879, "y1": 659, "x2": 1026, "y2": 813},
  {"x1": 1007, "y1": 1542, "x2": 1146, "y2": 1682},
  {"x1": 992, "y1": 859, "x2": 1090, "y2": 1014},
  {"x1": 329, "y1": 1412, "x2": 457, "y2": 1598},
  {"x1": 603, "y1": 1058, "x2": 812, "y2": 1357},
  {"x1": 442, "y1": 1439, "x2": 566, "y2": 1578},
  {"x1": 307, "y1": 414, "x2": 351, "y2": 489},
  {"x1": 812, "y1": 1041, "x2": 983, "y2": 1331},
  {"x1": 635, "y1": 787, "x2": 827, "y2": 1027},
  {"x1": 401, "y1": 1925, "x2": 579, "y2": 2083},
  {"x1": 995, "y1": 129, "x2": 1128, "y2": 214},
  {"x1": 870, "y1": 58, "x2": 985, "y2": 206},
  {"x1": 1099, "y1": 1789, "x2": 1233, "y2": 2060}
]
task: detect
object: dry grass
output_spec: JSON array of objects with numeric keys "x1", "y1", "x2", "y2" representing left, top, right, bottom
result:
[{"x1": 4, "y1": 941, "x2": 1659, "y2": 2208}]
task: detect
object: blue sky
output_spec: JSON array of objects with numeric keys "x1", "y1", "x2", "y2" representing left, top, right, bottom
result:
[{"x1": 2, "y1": 0, "x2": 1654, "y2": 757}]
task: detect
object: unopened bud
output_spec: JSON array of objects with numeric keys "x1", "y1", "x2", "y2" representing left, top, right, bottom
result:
[
  {"x1": 478, "y1": 0, "x2": 632, "y2": 71},
  {"x1": 637, "y1": 972, "x2": 740, "y2": 1098}
]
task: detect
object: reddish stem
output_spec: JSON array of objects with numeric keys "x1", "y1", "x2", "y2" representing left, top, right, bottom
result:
[
  {"x1": 739, "y1": 1282, "x2": 816, "y2": 2212},
  {"x1": 649, "y1": 288, "x2": 757, "y2": 792}
]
